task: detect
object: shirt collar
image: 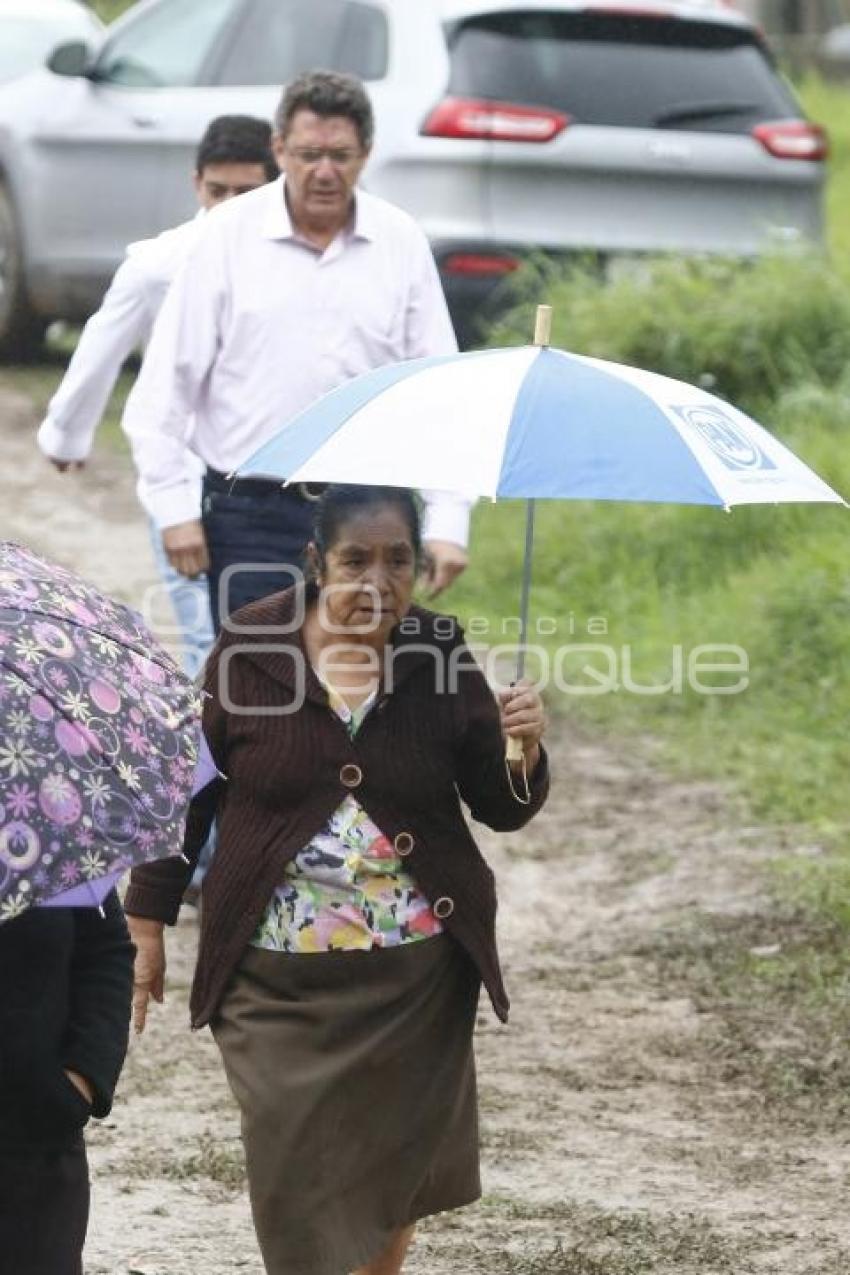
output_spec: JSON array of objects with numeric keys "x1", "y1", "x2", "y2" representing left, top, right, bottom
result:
[{"x1": 262, "y1": 177, "x2": 376, "y2": 245}]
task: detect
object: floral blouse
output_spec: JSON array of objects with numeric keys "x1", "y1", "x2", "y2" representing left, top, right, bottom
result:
[{"x1": 250, "y1": 683, "x2": 442, "y2": 954}]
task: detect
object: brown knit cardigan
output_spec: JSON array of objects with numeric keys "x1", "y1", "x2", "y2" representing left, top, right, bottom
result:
[{"x1": 124, "y1": 584, "x2": 549, "y2": 1026}]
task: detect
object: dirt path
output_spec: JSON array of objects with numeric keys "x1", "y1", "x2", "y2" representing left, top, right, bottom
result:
[{"x1": 3, "y1": 391, "x2": 849, "y2": 1274}]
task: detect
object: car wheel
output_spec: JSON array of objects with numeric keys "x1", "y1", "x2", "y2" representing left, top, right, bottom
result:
[{"x1": 0, "y1": 183, "x2": 47, "y2": 362}]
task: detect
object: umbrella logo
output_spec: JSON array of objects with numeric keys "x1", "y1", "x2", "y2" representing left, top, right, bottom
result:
[{"x1": 674, "y1": 405, "x2": 775, "y2": 472}]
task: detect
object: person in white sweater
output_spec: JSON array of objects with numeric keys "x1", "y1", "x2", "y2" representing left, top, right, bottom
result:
[{"x1": 37, "y1": 114, "x2": 277, "y2": 675}]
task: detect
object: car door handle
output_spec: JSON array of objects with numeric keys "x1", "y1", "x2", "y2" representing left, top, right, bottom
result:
[{"x1": 131, "y1": 115, "x2": 159, "y2": 129}]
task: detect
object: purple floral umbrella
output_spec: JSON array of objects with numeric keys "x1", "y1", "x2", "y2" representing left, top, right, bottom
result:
[{"x1": 0, "y1": 541, "x2": 206, "y2": 924}]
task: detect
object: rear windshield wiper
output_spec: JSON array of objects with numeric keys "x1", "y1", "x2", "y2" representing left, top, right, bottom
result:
[{"x1": 652, "y1": 100, "x2": 759, "y2": 127}]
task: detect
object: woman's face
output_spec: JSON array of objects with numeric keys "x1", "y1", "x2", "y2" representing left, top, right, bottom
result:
[{"x1": 316, "y1": 505, "x2": 417, "y2": 641}]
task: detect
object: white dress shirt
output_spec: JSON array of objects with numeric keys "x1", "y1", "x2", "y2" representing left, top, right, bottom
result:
[
  {"x1": 36, "y1": 213, "x2": 206, "y2": 506},
  {"x1": 122, "y1": 178, "x2": 470, "y2": 546}
]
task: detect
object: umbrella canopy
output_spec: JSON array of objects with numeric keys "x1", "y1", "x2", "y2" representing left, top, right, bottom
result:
[
  {"x1": 236, "y1": 319, "x2": 845, "y2": 760},
  {"x1": 237, "y1": 344, "x2": 845, "y2": 509},
  {"x1": 0, "y1": 542, "x2": 203, "y2": 924}
]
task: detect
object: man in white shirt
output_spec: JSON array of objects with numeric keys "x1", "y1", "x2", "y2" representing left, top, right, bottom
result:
[
  {"x1": 123, "y1": 71, "x2": 470, "y2": 632},
  {"x1": 37, "y1": 115, "x2": 277, "y2": 673}
]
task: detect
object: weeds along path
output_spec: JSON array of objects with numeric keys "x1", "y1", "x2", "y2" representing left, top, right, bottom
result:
[{"x1": 3, "y1": 388, "x2": 849, "y2": 1274}]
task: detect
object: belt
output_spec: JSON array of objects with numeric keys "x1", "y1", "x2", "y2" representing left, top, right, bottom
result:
[{"x1": 205, "y1": 468, "x2": 326, "y2": 503}]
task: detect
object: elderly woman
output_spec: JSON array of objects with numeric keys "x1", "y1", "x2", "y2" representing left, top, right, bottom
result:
[{"x1": 126, "y1": 484, "x2": 548, "y2": 1275}]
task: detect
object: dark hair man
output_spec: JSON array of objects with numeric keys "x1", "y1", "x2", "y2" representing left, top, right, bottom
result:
[{"x1": 123, "y1": 71, "x2": 470, "y2": 629}]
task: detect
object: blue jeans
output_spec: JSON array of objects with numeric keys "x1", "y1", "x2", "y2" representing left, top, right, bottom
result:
[
  {"x1": 149, "y1": 522, "x2": 216, "y2": 886},
  {"x1": 148, "y1": 522, "x2": 215, "y2": 679},
  {"x1": 201, "y1": 470, "x2": 316, "y2": 633}
]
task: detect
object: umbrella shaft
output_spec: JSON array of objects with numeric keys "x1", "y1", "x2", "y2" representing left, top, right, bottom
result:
[{"x1": 516, "y1": 498, "x2": 535, "y2": 683}]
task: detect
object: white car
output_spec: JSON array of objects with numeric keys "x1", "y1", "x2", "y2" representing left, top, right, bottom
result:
[
  {"x1": 0, "y1": 0, "x2": 826, "y2": 356},
  {"x1": 0, "y1": 0, "x2": 101, "y2": 87}
]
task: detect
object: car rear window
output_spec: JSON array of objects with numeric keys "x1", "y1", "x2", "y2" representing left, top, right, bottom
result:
[
  {"x1": 212, "y1": 0, "x2": 388, "y2": 86},
  {"x1": 446, "y1": 10, "x2": 798, "y2": 132}
]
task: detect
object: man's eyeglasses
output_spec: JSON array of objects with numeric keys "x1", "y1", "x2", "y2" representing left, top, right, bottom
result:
[{"x1": 287, "y1": 147, "x2": 363, "y2": 167}]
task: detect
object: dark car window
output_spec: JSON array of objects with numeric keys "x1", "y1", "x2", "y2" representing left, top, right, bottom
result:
[
  {"x1": 94, "y1": 0, "x2": 238, "y2": 88},
  {"x1": 447, "y1": 11, "x2": 798, "y2": 132},
  {"x1": 212, "y1": 0, "x2": 388, "y2": 86}
]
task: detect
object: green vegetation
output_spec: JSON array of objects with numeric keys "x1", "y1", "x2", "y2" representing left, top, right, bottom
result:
[
  {"x1": 91, "y1": 0, "x2": 134, "y2": 22},
  {"x1": 117, "y1": 1134, "x2": 246, "y2": 1189},
  {"x1": 444, "y1": 147, "x2": 850, "y2": 1084},
  {"x1": 443, "y1": 80, "x2": 850, "y2": 879},
  {"x1": 0, "y1": 353, "x2": 132, "y2": 452},
  {"x1": 447, "y1": 250, "x2": 850, "y2": 842},
  {"x1": 436, "y1": 1195, "x2": 768, "y2": 1274},
  {"x1": 800, "y1": 76, "x2": 850, "y2": 264}
]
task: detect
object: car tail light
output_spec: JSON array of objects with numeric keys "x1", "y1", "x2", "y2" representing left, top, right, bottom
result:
[
  {"x1": 442, "y1": 253, "x2": 522, "y2": 276},
  {"x1": 422, "y1": 97, "x2": 570, "y2": 143},
  {"x1": 752, "y1": 120, "x2": 828, "y2": 162}
]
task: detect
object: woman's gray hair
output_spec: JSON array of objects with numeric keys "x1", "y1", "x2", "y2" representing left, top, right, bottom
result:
[{"x1": 274, "y1": 71, "x2": 374, "y2": 151}]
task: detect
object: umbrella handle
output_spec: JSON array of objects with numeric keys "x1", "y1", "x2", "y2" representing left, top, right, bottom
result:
[{"x1": 504, "y1": 739, "x2": 532, "y2": 806}]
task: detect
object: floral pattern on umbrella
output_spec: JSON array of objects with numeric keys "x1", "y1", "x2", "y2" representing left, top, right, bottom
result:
[{"x1": 0, "y1": 541, "x2": 203, "y2": 923}]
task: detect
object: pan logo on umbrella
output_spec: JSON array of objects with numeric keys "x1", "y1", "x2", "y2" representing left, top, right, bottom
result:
[{"x1": 673, "y1": 405, "x2": 776, "y2": 472}]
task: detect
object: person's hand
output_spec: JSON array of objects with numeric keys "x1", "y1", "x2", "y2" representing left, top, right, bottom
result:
[
  {"x1": 45, "y1": 456, "x2": 85, "y2": 473},
  {"x1": 127, "y1": 916, "x2": 166, "y2": 1035},
  {"x1": 498, "y1": 679, "x2": 546, "y2": 771},
  {"x1": 162, "y1": 520, "x2": 210, "y2": 579},
  {"x1": 64, "y1": 1065, "x2": 93, "y2": 1106},
  {"x1": 419, "y1": 541, "x2": 468, "y2": 598},
  {"x1": 64, "y1": 1069, "x2": 94, "y2": 1105}
]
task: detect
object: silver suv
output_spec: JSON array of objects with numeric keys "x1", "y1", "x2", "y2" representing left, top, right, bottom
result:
[{"x1": 0, "y1": 0, "x2": 826, "y2": 355}]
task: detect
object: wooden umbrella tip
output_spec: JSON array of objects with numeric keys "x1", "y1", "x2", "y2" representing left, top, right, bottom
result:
[{"x1": 533, "y1": 305, "x2": 553, "y2": 347}]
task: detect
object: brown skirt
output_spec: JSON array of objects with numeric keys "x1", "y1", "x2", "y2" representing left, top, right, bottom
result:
[{"x1": 211, "y1": 935, "x2": 482, "y2": 1275}]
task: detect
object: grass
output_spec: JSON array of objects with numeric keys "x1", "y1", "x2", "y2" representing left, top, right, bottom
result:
[
  {"x1": 0, "y1": 336, "x2": 134, "y2": 453},
  {"x1": 91, "y1": 0, "x2": 135, "y2": 22},
  {"x1": 118, "y1": 1133, "x2": 246, "y2": 1190},
  {"x1": 798, "y1": 76, "x2": 850, "y2": 263},
  {"x1": 636, "y1": 905, "x2": 850, "y2": 1128},
  {"x1": 437, "y1": 86, "x2": 850, "y2": 964},
  {"x1": 427, "y1": 1196, "x2": 769, "y2": 1274},
  {"x1": 441, "y1": 252, "x2": 850, "y2": 840}
]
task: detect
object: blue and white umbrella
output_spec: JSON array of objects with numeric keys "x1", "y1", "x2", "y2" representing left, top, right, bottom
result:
[
  {"x1": 238, "y1": 343, "x2": 844, "y2": 509},
  {"x1": 236, "y1": 324, "x2": 845, "y2": 746}
]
